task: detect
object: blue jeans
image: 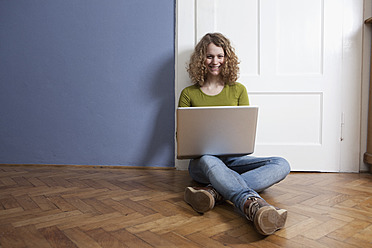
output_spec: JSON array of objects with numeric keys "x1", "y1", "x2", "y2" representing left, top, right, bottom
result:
[{"x1": 188, "y1": 155, "x2": 291, "y2": 214}]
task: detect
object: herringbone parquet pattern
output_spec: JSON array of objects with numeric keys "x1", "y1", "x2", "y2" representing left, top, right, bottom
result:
[{"x1": 0, "y1": 165, "x2": 371, "y2": 247}]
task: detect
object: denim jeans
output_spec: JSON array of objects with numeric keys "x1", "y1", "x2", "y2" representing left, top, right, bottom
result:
[{"x1": 188, "y1": 155, "x2": 291, "y2": 214}]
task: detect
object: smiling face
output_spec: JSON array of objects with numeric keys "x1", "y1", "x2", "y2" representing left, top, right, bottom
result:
[{"x1": 204, "y1": 43, "x2": 225, "y2": 79}]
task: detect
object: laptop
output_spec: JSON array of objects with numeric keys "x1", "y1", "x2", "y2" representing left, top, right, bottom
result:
[{"x1": 176, "y1": 106, "x2": 258, "y2": 159}]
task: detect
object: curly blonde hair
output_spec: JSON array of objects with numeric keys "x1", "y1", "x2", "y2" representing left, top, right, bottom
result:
[{"x1": 187, "y1": 33, "x2": 240, "y2": 86}]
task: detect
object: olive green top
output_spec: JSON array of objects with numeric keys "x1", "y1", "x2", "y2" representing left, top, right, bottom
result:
[{"x1": 178, "y1": 82, "x2": 250, "y2": 107}]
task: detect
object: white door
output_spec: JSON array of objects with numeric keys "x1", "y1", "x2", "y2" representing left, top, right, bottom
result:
[{"x1": 176, "y1": 0, "x2": 363, "y2": 172}]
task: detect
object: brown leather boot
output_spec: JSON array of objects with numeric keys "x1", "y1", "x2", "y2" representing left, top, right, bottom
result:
[
  {"x1": 244, "y1": 197, "x2": 287, "y2": 235},
  {"x1": 184, "y1": 186, "x2": 223, "y2": 213}
]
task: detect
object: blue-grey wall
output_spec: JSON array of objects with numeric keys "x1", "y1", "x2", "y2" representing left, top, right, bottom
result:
[{"x1": 0, "y1": 1, "x2": 175, "y2": 167}]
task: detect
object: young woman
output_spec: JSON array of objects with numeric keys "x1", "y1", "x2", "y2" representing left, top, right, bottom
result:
[{"x1": 178, "y1": 33, "x2": 291, "y2": 236}]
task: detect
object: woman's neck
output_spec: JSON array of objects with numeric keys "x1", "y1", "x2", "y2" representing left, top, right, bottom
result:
[
  {"x1": 200, "y1": 77, "x2": 225, "y2": 96},
  {"x1": 204, "y1": 76, "x2": 224, "y2": 87}
]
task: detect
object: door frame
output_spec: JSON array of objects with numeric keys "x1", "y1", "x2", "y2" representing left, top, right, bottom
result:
[{"x1": 175, "y1": 0, "x2": 364, "y2": 172}]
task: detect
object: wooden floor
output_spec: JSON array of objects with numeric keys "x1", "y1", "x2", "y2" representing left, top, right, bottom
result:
[{"x1": 0, "y1": 165, "x2": 372, "y2": 248}]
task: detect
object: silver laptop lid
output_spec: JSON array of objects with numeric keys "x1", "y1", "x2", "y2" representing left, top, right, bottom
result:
[{"x1": 176, "y1": 106, "x2": 258, "y2": 159}]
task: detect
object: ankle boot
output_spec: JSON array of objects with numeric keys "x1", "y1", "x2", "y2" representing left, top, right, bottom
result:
[
  {"x1": 244, "y1": 197, "x2": 287, "y2": 235},
  {"x1": 184, "y1": 186, "x2": 223, "y2": 213}
]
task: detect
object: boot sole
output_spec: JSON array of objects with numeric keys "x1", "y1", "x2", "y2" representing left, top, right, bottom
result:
[
  {"x1": 254, "y1": 206, "x2": 287, "y2": 235},
  {"x1": 184, "y1": 187, "x2": 215, "y2": 213}
]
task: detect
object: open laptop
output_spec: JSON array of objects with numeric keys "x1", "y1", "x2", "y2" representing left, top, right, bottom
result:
[{"x1": 176, "y1": 106, "x2": 258, "y2": 159}]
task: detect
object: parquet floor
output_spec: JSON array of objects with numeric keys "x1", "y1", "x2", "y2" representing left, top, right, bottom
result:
[{"x1": 0, "y1": 165, "x2": 372, "y2": 248}]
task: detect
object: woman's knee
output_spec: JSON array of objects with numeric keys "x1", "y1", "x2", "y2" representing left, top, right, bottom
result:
[
  {"x1": 271, "y1": 157, "x2": 291, "y2": 176},
  {"x1": 188, "y1": 155, "x2": 224, "y2": 184},
  {"x1": 191, "y1": 155, "x2": 227, "y2": 174},
  {"x1": 200, "y1": 154, "x2": 220, "y2": 165}
]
